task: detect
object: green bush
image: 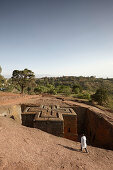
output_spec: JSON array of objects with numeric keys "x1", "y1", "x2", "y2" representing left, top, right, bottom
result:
[
  {"x1": 34, "y1": 86, "x2": 48, "y2": 94},
  {"x1": 75, "y1": 92, "x2": 91, "y2": 100},
  {"x1": 56, "y1": 85, "x2": 72, "y2": 96}
]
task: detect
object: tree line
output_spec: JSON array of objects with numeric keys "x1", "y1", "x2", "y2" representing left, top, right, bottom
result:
[{"x1": 0, "y1": 67, "x2": 112, "y2": 107}]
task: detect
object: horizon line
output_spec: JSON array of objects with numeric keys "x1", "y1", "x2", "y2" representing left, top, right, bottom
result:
[{"x1": 2, "y1": 73, "x2": 113, "y2": 79}]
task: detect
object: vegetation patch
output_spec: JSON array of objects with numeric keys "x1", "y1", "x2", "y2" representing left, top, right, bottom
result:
[{"x1": 0, "y1": 66, "x2": 113, "y2": 112}]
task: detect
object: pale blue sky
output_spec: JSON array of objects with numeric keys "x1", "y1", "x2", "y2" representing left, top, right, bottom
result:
[{"x1": 0, "y1": 0, "x2": 113, "y2": 78}]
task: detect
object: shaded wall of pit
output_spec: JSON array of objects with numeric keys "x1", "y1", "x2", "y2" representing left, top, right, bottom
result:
[
  {"x1": 73, "y1": 106, "x2": 113, "y2": 150},
  {"x1": 85, "y1": 108, "x2": 113, "y2": 150}
]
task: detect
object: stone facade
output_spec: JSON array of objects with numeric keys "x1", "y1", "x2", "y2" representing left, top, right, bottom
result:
[{"x1": 21, "y1": 105, "x2": 78, "y2": 141}]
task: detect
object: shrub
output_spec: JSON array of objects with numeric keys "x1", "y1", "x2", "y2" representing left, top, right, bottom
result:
[{"x1": 91, "y1": 88, "x2": 108, "y2": 105}]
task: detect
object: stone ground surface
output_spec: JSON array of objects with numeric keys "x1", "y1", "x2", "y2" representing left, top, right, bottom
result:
[
  {"x1": 0, "y1": 117, "x2": 113, "y2": 170},
  {"x1": 0, "y1": 92, "x2": 113, "y2": 170}
]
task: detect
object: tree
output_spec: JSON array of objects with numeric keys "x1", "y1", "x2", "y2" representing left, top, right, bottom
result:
[
  {"x1": 26, "y1": 87, "x2": 31, "y2": 95},
  {"x1": 0, "y1": 66, "x2": 2, "y2": 74},
  {"x1": 57, "y1": 85, "x2": 72, "y2": 96},
  {"x1": 72, "y1": 84, "x2": 82, "y2": 94},
  {"x1": 34, "y1": 86, "x2": 43, "y2": 94},
  {"x1": 0, "y1": 66, "x2": 6, "y2": 90},
  {"x1": 91, "y1": 88, "x2": 108, "y2": 105},
  {"x1": 12, "y1": 69, "x2": 35, "y2": 94},
  {"x1": 46, "y1": 84, "x2": 57, "y2": 95}
]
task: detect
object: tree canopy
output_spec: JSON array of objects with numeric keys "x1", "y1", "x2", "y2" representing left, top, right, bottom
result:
[
  {"x1": 12, "y1": 69, "x2": 35, "y2": 94},
  {"x1": 91, "y1": 88, "x2": 108, "y2": 105}
]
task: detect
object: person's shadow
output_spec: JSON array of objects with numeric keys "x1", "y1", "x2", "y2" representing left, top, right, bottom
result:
[{"x1": 58, "y1": 144, "x2": 81, "y2": 152}]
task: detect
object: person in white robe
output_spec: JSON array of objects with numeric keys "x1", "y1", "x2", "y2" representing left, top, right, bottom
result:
[{"x1": 81, "y1": 134, "x2": 88, "y2": 153}]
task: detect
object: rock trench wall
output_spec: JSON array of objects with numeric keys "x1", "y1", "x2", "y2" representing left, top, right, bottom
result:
[
  {"x1": 73, "y1": 106, "x2": 113, "y2": 150},
  {"x1": 85, "y1": 108, "x2": 113, "y2": 150},
  {"x1": 73, "y1": 106, "x2": 87, "y2": 136},
  {"x1": 0, "y1": 105, "x2": 22, "y2": 123}
]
